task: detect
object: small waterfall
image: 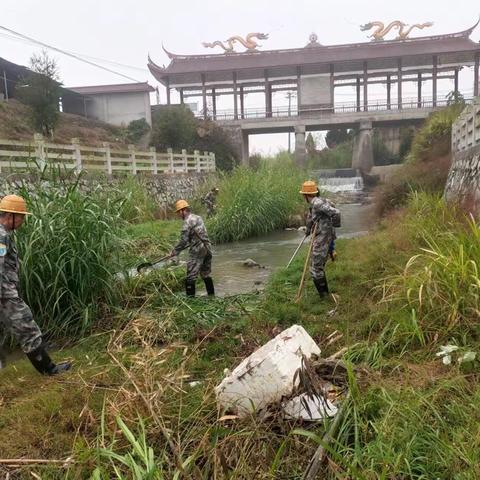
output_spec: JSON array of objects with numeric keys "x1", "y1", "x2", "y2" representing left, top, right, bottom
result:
[{"x1": 314, "y1": 169, "x2": 364, "y2": 193}]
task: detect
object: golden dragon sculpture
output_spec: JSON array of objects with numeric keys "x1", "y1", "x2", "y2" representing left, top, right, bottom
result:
[
  {"x1": 202, "y1": 32, "x2": 269, "y2": 53},
  {"x1": 360, "y1": 21, "x2": 434, "y2": 41}
]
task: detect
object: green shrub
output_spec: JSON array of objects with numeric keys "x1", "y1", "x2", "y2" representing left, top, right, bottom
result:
[
  {"x1": 16, "y1": 178, "x2": 122, "y2": 337},
  {"x1": 125, "y1": 118, "x2": 150, "y2": 144},
  {"x1": 207, "y1": 156, "x2": 304, "y2": 243},
  {"x1": 374, "y1": 104, "x2": 463, "y2": 217},
  {"x1": 150, "y1": 105, "x2": 197, "y2": 150},
  {"x1": 407, "y1": 104, "x2": 463, "y2": 163},
  {"x1": 374, "y1": 155, "x2": 451, "y2": 217},
  {"x1": 195, "y1": 120, "x2": 239, "y2": 171}
]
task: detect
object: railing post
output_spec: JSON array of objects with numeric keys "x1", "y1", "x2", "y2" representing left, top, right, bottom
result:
[
  {"x1": 202, "y1": 151, "x2": 208, "y2": 172},
  {"x1": 210, "y1": 152, "x2": 215, "y2": 171},
  {"x1": 194, "y1": 150, "x2": 200, "y2": 172},
  {"x1": 167, "y1": 148, "x2": 174, "y2": 173},
  {"x1": 182, "y1": 148, "x2": 188, "y2": 172},
  {"x1": 71, "y1": 137, "x2": 82, "y2": 173},
  {"x1": 34, "y1": 133, "x2": 45, "y2": 170},
  {"x1": 150, "y1": 147, "x2": 158, "y2": 175},
  {"x1": 129, "y1": 144, "x2": 136, "y2": 175},
  {"x1": 103, "y1": 142, "x2": 112, "y2": 175}
]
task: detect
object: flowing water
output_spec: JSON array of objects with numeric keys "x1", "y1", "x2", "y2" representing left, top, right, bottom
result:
[
  {"x1": 208, "y1": 198, "x2": 374, "y2": 297},
  {"x1": 315, "y1": 168, "x2": 364, "y2": 193}
]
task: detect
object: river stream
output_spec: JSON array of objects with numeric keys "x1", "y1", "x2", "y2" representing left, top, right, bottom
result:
[{"x1": 207, "y1": 196, "x2": 375, "y2": 297}]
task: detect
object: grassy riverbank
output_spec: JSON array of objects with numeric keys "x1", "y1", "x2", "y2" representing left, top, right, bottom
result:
[{"x1": 2, "y1": 192, "x2": 480, "y2": 478}]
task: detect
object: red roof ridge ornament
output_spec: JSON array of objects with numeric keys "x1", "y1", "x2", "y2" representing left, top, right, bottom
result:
[
  {"x1": 202, "y1": 33, "x2": 269, "y2": 53},
  {"x1": 360, "y1": 20, "x2": 434, "y2": 41}
]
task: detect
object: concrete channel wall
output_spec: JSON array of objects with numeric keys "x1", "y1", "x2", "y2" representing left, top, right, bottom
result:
[{"x1": 444, "y1": 98, "x2": 480, "y2": 208}]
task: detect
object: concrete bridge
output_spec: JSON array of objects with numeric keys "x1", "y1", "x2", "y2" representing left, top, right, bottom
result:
[{"x1": 212, "y1": 96, "x2": 456, "y2": 171}]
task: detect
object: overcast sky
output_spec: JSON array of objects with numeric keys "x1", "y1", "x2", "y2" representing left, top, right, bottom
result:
[{"x1": 2, "y1": 0, "x2": 479, "y2": 153}]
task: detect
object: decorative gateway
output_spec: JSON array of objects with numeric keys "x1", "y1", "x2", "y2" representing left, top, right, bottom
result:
[
  {"x1": 202, "y1": 32, "x2": 269, "y2": 53},
  {"x1": 360, "y1": 20, "x2": 434, "y2": 41}
]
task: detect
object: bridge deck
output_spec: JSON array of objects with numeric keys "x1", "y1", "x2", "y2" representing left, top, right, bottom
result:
[{"x1": 197, "y1": 97, "x2": 471, "y2": 133}]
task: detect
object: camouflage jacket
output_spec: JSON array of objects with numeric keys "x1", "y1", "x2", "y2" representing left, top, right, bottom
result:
[
  {"x1": 305, "y1": 197, "x2": 340, "y2": 238},
  {"x1": 0, "y1": 223, "x2": 20, "y2": 298},
  {"x1": 174, "y1": 213, "x2": 212, "y2": 256},
  {"x1": 202, "y1": 191, "x2": 216, "y2": 208}
]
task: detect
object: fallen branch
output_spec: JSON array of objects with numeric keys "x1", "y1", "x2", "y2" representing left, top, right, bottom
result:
[
  {"x1": 302, "y1": 393, "x2": 350, "y2": 480},
  {"x1": 0, "y1": 458, "x2": 73, "y2": 466}
]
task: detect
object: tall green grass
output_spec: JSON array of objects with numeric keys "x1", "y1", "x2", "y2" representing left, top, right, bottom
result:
[
  {"x1": 16, "y1": 178, "x2": 123, "y2": 337},
  {"x1": 382, "y1": 193, "x2": 480, "y2": 341},
  {"x1": 207, "y1": 156, "x2": 305, "y2": 243}
]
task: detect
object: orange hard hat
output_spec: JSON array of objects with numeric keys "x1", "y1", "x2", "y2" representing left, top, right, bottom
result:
[
  {"x1": 175, "y1": 199, "x2": 190, "y2": 212},
  {"x1": 299, "y1": 181, "x2": 318, "y2": 195},
  {"x1": 0, "y1": 194, "x2": 31, "y2": 215}
]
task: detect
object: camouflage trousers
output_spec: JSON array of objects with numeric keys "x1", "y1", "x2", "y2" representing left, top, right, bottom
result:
[
  {"x1": 206, "y1": 204, "x2": 215, "y2": 218},
  {"x1": 187, "y1": 250, "x2": 212, "y2": 282},
  {"x1": 0, "y1": 296, "x2": 43, "y2": 354},
  {"x1": 310, "y1": 231, "x2": 334, "y2": 281}
]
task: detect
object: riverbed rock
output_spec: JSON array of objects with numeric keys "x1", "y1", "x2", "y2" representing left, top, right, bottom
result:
[
  {"x1": 298, "y1": 226, "x2": 307, "y2": 233},
  {"x1": 243, "y1": 258, "x2": 260, "y2": 268}
]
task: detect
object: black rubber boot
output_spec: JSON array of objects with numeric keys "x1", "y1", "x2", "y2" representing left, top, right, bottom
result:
[
  {"x1": 313, "y1": 277, "x2": 329, "y2": 298},
  {"x1": 203, "y1": 277, "x2": 215, "y2": 296},
  {"x1": 26, "y1": 346, "x2": 72, "y2": 376},
  {"x1": 185, "y1": 280, "x2": 196, "y2": 297},
  {"x1": 0, "y1": 347, "x2": 6, "y2": 370}
]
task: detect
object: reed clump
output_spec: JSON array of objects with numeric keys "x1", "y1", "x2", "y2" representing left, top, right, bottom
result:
[
  {"x1": 208, "y1": 157, "x2": 305, "y2": 243},
  {"x1": 16, "y1": 177, "x2": 123, "y2": 337}
]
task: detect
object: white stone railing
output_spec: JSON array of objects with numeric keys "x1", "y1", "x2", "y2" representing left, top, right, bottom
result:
[
  {"x1": 452, "y1": 98, "x2": 480, "y2": 153},
  {"x1": 0, "y1": 134, "x2": 216, "y2": 174}
]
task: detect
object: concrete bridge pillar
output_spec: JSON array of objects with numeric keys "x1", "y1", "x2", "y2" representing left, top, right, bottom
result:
[
  {"x1": 241, "y1": 131, "x2": 249, "y2": 165},
  {"x1": 294, "y1": 125, "x2": 306, "y2": 167},
  {"x1": 352, "y1": 121, "x2": 374, "y2": 174}
]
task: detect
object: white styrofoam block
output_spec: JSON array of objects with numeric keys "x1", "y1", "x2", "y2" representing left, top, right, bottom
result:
[
  {"x1": 283, "y1": 393, "x2": 338, "y2": 421},
  {"x1": 215, "y1": 325, "x2": 321, "y2": 416}
]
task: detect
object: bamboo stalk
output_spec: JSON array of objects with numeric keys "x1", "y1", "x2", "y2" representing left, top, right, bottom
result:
[{"x1": 295, "y1": 224, "x2": 317, "y2": 303}]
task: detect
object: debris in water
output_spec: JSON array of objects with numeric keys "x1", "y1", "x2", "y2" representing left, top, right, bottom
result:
[{"x1": 242, "y1": 258, "x2": 266, "y2": 269}]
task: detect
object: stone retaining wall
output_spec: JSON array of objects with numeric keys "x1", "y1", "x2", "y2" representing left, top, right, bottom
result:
[
  {"x1": 444, "y1": 144, "x2": 480, "y2": 207},
  {"x1": 0, "y1": 172, "x2": 217, "y2": 208}
]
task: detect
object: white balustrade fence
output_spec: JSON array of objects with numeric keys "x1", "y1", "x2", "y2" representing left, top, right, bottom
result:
[{"x1": 0, "y1": 134, "x2": 216, "y2": 174}]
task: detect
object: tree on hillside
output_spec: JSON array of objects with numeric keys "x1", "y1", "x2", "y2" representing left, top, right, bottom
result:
[
  {"x1": 325, "y1": 128, "x2": 352, "y2": 148},
  {"x1": 17, "y1": 51, "x2": 62, "y2": 137},
  {"x1": 150, "y1": 105, "x2": 197, "y2": 150},
  {"x1": 306, "y1": 133, "x2": 316, "y2": 157}
]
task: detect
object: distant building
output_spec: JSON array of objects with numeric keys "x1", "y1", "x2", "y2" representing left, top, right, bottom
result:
[{"x1": 62, "y1": 82, "x2": 155, "y2": 126}]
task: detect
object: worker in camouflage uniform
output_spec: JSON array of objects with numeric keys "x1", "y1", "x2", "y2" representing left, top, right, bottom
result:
[
  {"x1": 300, "y1": 181, "x2": 340, "y2": 298},
  {"x1": 0, "y1": 194, "x2": 71, "y2": 374},
  {"x1": 171, "y1": 199, "x2": 215, "y2": 297},
  {"x1": 202, "y1": 187, "x2": 219, "y2": 218}
]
